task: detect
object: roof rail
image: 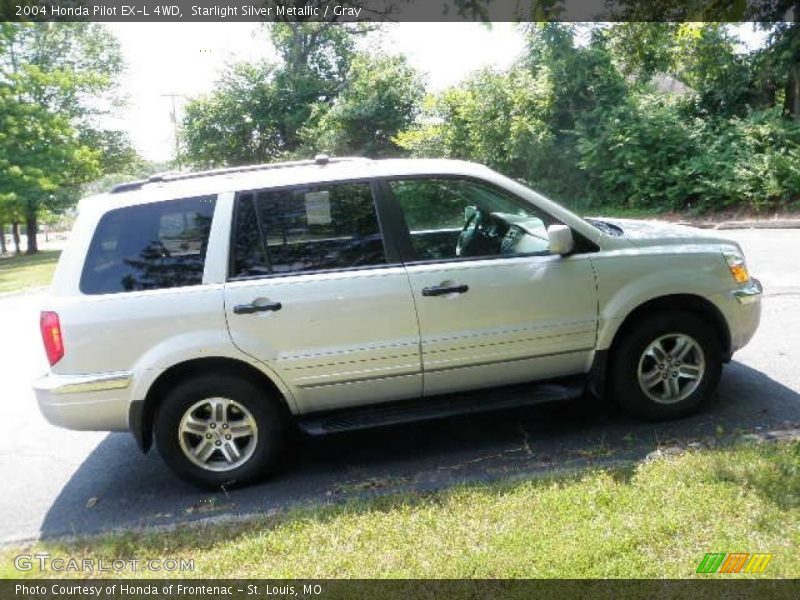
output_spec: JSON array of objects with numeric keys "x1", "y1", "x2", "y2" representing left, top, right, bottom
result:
[{"x1": 109, "y1": 156, "x2": 370, "y2": 194}]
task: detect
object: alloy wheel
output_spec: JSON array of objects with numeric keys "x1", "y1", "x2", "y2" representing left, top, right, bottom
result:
[{"x1": 636, "y1": 333, "x2": 705, "y2": 405}]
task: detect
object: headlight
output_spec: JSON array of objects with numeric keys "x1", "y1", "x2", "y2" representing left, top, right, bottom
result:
[{"x1": 723, "y1": 250, "x2": 750, "y2": 284}]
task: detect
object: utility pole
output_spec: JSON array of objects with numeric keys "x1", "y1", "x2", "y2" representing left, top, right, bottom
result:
[{"x1": 161, "y1": 93, "x2": 186, "y2": 168}]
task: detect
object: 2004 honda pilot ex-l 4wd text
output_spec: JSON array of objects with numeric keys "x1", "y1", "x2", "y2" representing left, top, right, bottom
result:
[{"x1": 34, "y1": 156, "x2": 762, "y2": 487}]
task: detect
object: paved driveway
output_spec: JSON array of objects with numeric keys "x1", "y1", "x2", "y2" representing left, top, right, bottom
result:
[{"x1": 2, "y1": 229, "x2": 798, "y2": 543}]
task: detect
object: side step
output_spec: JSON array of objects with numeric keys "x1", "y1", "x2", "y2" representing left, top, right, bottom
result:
[{"x1": 296, "y1": 377, "x2": 585, "y2": 436}]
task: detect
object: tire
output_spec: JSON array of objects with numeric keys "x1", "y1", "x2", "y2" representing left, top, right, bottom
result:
[
  {"x1": 155, "y1": 374, "x2": 287, "y2": 488},
  {"x1": 609, "y1": 310, "x2": 723, "y2": 420}
]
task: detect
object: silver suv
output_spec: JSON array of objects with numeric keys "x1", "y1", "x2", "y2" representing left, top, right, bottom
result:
[{"x1": 34, "y1": 156, "x2": 762, "y2": 487}]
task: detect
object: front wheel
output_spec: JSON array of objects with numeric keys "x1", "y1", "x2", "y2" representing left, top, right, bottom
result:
[
  {"x1": 155, "y1": 374, "x2": 286, "y2": 488},
  {"x1": 610, "y1": 311, "x2": 723, "y2": 420}
]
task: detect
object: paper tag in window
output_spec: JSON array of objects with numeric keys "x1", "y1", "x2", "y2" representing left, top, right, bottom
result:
[{"x1": 305, "y1": 191, "x2": 331, "y2": 225}]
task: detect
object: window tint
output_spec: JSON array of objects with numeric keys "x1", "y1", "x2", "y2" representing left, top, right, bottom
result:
[
  {"x1": 80, "y1": 196, "x2": 216, "y2": 295},
  {"x1": 231, "y1": 182, "x2": 386, "y2": 278},
  {"x1": 389, "y1": 178, "x2": 554, "y2": 261},
  {"x1": 231, "y1": 194, "x2": 268, "y2": 278}
]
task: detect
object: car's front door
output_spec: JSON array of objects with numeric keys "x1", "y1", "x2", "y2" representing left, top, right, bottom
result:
[
  {"x1": 224, "y1": 180, "x2": 422, "y2": 413},
  {"x1": 384, "y1": 177, "x2": 598, "y2": 397}
]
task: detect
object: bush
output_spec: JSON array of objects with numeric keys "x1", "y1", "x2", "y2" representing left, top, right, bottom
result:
[
  {"x1": 577, "y1": 97, "x2": 800, "y2": 213},
  {"x1": 399, "y1": 23, "x2": 800, "y2": 215}
]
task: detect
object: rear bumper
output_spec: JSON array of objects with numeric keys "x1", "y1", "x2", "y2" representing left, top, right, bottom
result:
[{"x1": 33, "y1": 370, "x2": 132, "y2": 431}]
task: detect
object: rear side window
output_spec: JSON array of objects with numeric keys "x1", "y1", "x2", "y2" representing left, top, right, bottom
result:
[
  {"x1": 230, "y1": 182, "x2": 386, "y2": 278},
  {"x1": 80, "y1": 196, "x2": 216, "y2": 295}
]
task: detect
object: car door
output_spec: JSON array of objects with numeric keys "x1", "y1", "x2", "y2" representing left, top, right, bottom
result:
[
  {"x1": 383, "y1": 176, "x2": 598, "y2": 397},
  {"x1": 224, "y1": 180, "x2": 422, "y2": 413}
]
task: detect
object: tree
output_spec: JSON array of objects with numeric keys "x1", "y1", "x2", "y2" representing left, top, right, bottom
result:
[
  {"x1": 181, "y1": 62, "x2": 284, "y2": 168},
  {"x1": 269, "y1": 22, "x2": 362, "y2": 151},
  {"x1": 604, "y1": 23, "x2": 755, "y2": 117},
  {"x1": 181, "y1": 22, "x2": 369, "y2": 167},
  {"x1": 0, "y1": 82, "x2": 101, "y2": 253},
  {"x1": 604, "y1": 23, "x2": 678, "y2": 84},
  {"x1": 300, "y1": 52, "x2": 424, "y2": 157},
  {"x1": 399, "y1": 23, "x2": 633, "y2": 207},
  {"x1": 79, "y1": 129, "x2": 142, "y2": 175},
  {"x1": 397, "y1": 67, "x2": 553, "y2": 178},
  {"x1": 754, "y1": 23, "x2": 800, "y2": 120},
  {"x1": 0, "y1": 23, "x2": 127, "y2": 253},
  {"x1": 608, "y1": 0, "x2": 800, "y2": 120}
]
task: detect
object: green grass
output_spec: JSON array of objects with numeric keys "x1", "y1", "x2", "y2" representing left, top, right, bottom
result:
[
  {"x1": 2, "y1": 440, "x2": 798, "y2": 579},
  {"x1": 0, "y1": 250, "x2": 60, "y2": 294}
]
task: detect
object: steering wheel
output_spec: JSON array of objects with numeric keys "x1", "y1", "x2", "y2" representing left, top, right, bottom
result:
[{"x1": 456, "y1": 209, "x2": 482, "y2": 257}]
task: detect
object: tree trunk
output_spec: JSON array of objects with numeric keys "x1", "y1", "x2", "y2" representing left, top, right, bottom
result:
[
  {"x1": 0, "y1": 222, "x2": 6, "y2": 254},
  {"x1": 25, "y1": 210, "x2": 38, "y2": 255},
  {"x1": 12, "y1": 221, "x2": 21, "y2": 255},
  {"x1": 787, "y1": 62, "x2": 800, "y2": 121},
  {"x1": 785, "y1": 20, "x2": 800, "y2": 121}
]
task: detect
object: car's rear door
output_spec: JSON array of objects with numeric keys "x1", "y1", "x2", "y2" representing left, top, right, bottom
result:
[
  {"x1": 382, "y1": 176, "x2": 598, "y2": 397},
  {"x1": 223, "y1": 180, "x2": 422, "y2": 414}
]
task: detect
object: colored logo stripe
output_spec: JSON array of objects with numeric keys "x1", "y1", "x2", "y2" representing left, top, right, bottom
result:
[
  {"x1": 696, "y1": 553, "x2": 773, "y2": 574},
  {"x1": 744, "y1": 554, "x2": 773, "y2": 573},
  {"x1": 697, "y1": 553, "x2": 726, "y2": 573},
  {"x1": 720, "y1": 553, "x2": 749, "y2": 573}
]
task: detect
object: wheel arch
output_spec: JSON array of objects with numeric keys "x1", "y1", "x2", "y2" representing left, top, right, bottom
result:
[
  {"x1": 130, "y1": 357, "x2": 292, "y2": 453},
  {"x1": 589, "y1": 294, "x2": 731, "y2": 398}
]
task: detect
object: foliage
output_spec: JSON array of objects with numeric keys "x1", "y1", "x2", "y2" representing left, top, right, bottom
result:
[
  {"x1": 179, "y1": 21, "x2": 799, "y2": 214},
  {"x1": 397, "y1": 66, "x2": 557, "y2": 188},
  {"x1": 181, "y1": 63, "x2": 284, "y2": 168},
  {"x1": 608, "y1": 3, "x2": 800, "y2": 121},
  {"x1": 300, "y1": 52, "x2": 424, "y2": 157},
  {"x1": 577, "y1": 95, "x2": 800, "y2": 211},
  {"x1": 399, "y1": 24, "x2": 628, "y2": 209},
  {"x1": 604, "y1": 23, "x2": 755, "y2": 117},
  {"x1": 0, "y1": 23, "x2": 136, "y2": 252},
  {"x1": 757, "y1": 23, "x2": 800, "y2": 118},
  {"x1": 0, "y1": 81, "x2": 100, "y2": 230},
  {"x1": 181, "y1": 23, "x2": 372, "y2": 167},
  {"x1": 399, "y1": 22, "x2": 800, "y2": 213}
]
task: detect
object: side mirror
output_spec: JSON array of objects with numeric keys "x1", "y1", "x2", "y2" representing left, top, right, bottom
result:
[{"x1": 547, "y1": 224, "x2": 575, "y2": 255}]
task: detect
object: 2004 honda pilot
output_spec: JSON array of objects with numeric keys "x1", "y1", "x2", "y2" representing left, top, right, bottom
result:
[{"x1": 34, "y1": 157, "x2": 762, "y2": 487}]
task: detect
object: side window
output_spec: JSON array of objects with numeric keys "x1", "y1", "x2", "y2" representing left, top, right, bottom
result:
[
  {"x1": 80, "y1": 196, "x2": 216, "y2": 295},
  {"x1": 230, "y1": 181, "x2": 386, "y2": 278},
  {"x1": 231, "y1": 193, "x2": 268, "y2": 278},
  {"x1": 388, "y1": 178, "x2": 554, "y2": 262}
]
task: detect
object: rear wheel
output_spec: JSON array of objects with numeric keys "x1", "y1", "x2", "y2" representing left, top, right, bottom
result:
[
  {"x1": 155, "y1": 374, "x2": 286, "y2": 488},
  {"x1": 610, "y1": 311, "x2": 722, "y2": 420}
]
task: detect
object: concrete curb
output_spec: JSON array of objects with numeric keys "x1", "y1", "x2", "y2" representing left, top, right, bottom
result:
[{"x1": 675, "y1": 219, "x2": 800, "y2": 230}]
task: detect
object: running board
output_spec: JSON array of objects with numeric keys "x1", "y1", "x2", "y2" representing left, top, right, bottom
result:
[{"x1": 296, "y1": 377, "x2": 585, "y2": 436}]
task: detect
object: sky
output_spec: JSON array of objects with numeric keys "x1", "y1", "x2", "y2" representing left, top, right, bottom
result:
[{"x1": 103, "y1": 22, "x2": 767, "y2": 164}]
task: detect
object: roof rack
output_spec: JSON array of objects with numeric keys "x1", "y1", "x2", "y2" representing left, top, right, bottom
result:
[{"x1": 110, "y1": 155, "x2": 370, "y2": 194}]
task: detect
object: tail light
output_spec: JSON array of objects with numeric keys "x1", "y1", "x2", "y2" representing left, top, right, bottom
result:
[{"x1": 40, "y1": 311, "x2": 64, "y2": 366}]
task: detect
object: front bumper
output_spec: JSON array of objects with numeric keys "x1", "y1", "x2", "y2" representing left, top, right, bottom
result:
[
  {"x1": 33, "y1": 370, "x2": 133, "y2": 431},
  {"x1": 732, "y1": 278, "x2": 763, "y2": 305},
  {"x1": 718, "y1": 278, "x2": 763, "y2": 355}
]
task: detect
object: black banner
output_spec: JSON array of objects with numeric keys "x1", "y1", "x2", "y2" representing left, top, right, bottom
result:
[
  {"x1": 4, "y1": 579, "x2": 800, "y2": 600},
  {"x1": 1, "y1": 0, "x2": 798, "y2": 23}
]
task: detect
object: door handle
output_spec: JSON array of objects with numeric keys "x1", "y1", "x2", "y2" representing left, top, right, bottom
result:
[
  {"x1": 421, "y1": 284, "x2": 469, "y2": 297},
  {"x1": 233, "y1": 300, "x2": 283, "y2": 315}
]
